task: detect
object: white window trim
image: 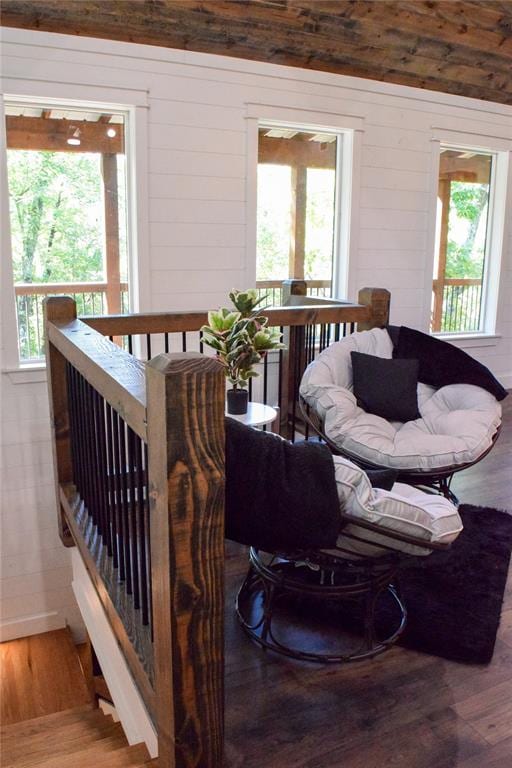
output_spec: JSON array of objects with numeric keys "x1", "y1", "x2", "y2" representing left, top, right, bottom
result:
[
  {"x1": 423, "y1": 127, "x2": 511, "y2": 343},
  {"x1": 244, "y1": 102, "x2": 364, "y2": 302},
  {"x1": 0, "y1": 83, "x2": 149, "y2": 378}
]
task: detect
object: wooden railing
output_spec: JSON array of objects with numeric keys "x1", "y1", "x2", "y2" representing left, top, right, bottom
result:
[
  {"x1": 15, "y1": 280, "x2": 129, "y2": 360},
  {"x1": 255, "y1": 278, "x2": 331, "y2": 306},
  {"x1": 431, "y1": 277, "x2": 483, "y2": 333},
  {"x1": 44, "y1": 283, "x2": 389, "y2": 767}
]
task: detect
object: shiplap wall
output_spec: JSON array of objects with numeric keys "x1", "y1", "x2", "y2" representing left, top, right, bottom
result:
[{"x1": 0, "y1": 27, "x2": 511, "y2": 641}]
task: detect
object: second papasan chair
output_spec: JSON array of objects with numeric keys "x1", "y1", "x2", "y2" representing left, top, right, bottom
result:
[{"x1": 300, "y1": 325, "x2": 507, "y2": 502}]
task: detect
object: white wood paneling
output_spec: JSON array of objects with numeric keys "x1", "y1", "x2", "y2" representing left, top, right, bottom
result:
[{"x1": 149, "y1": 174, "x2": 245, "y2": 201}]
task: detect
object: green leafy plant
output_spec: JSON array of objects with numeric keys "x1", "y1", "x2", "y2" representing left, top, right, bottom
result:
[{"x1": 201, "y1": 289, "x2": 285, "y2": 390}]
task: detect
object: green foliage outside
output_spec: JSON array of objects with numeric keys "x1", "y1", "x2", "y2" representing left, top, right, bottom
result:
[
  {"x1": 256, "y1": 164, "x2": 335, "y2": 283},
  {"x1": 445, "y1": 182, "x2": 488, "y2": 280},
  {"x1": 441, "y1": 180, "x2": 489, "y2": 333},
  {"x1": 7, "y1": 149, "x2": 105, "y2": 284},
  {"x1": 7, "y1": 149, "x2": 128, "y2": 360}
]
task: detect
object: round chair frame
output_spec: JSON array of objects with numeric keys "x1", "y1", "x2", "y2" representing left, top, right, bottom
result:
[
  {"x1": 299, "y1": 395, "x2": 501, "y2": 506},
  {"x1": 236, "y1": 512, "x2": 450, "y2": 664}
]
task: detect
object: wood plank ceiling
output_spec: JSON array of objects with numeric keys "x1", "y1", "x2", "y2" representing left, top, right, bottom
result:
[{"x1": 2, "y1": 1, "x2": 512, "y2": 105}]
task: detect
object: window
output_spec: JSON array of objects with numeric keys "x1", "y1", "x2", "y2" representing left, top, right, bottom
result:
[
  {"x1": 4, "y1": 102, "x2": 130, "y2": 362},
  {"x1": 431, "y1": 146, "x2": 494, "y2": 335},
  {"x1": 256, "y1": 126, "x2": 340, "y2": 304}
]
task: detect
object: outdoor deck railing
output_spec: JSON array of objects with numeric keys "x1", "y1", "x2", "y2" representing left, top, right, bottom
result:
[
  {"x1": 255, "y1": 278, "x2": 331, "y2": 306},
  {"x1": 15, "y1": 281, "x2": 129, "y2": 360},
  {"x1": 431, "y1": 277, "x2": 483, "y2": 333},
  {"x1": 44, "y1": 283, "x2": 389, "y2": 768}
]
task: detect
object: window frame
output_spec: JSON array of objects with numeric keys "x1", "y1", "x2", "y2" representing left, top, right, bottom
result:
[
  {"x1": 245, "y1": 103, "x2": 364, "y2": 302},
  {"x1": 0, "y1": 87, "x2": 149, "y2": 375},
  {"x1": 425, "y1": 129, "x2": 511, "y2": 342}
]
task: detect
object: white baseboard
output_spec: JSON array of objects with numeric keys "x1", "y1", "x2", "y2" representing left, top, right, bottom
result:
[
  {"x1": 71, "y1": 550, "x2": 157, "y2": 758},
  {"x1": 0, "y1": 610, "x2": 64, "y2": 642}
]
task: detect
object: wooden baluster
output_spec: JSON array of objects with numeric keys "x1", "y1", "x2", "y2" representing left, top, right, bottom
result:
[{"x1": 146, "y1": 352, "x2": 225, "y2": 768}]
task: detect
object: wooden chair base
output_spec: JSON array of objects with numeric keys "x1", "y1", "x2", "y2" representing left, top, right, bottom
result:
[{"x1": 236, "y1": 548, "x2": 407, "y2": 663}]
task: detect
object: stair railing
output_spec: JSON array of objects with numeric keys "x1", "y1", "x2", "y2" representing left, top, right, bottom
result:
[{"x1": 44, "y1": 285, "x2": 389, "y2": 767}]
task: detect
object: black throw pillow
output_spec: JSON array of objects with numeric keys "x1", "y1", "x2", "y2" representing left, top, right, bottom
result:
[
  {"x1": 393, "y1": 326, "x2": 508, "y2": 402},
  {"x1": 351, "y1": 351, "x2": 421, "y2": 422}
]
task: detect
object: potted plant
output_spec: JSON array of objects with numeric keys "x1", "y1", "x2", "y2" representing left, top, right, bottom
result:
[{"x1": 201, "y1": 289, "x2": 285, "y2": 415}]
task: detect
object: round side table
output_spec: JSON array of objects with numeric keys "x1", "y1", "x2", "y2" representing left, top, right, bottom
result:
[{"x1": 226, "y1": 402, "x2": 277, "y2": 429}]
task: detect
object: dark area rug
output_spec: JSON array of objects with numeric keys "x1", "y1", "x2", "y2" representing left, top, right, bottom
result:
[{"x1": 381, "y1": 504, "x2": 512, "y2": 664}]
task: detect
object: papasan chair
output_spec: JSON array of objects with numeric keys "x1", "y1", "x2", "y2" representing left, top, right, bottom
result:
[
  {"x1": 300, "y1": 325, "x2": 506, "y2": 503},
  {"x1": 226, "y1": 418, "x2": 463, "y2": 663}
]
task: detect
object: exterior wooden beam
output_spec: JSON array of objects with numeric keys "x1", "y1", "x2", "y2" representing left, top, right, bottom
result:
[
  {"x1": 439, "y1": 154, "x2": 492, "y2": 184},
  {"x1": 101, "y1": 153, "x2": 122, "y2": 315},
  {"x1": 288, "y1": 165, "x2": 307, "y2": 280},
  {"x1": 259, "y1": 133, "x2": 336, "y2": 170},
  {"x1": 431, "y1": 178, "x2": 451, "y2": 333},
  {"x1": 6, "y1": 115, "x2": 124, "y2": 154}
]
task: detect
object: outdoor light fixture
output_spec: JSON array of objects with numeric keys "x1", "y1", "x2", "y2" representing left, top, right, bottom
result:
[
  {"x1": 106, "y1": 127, "x2": 117, "y2": 138},
  {"x1": 67, "y1": 127, "x2": 81, "y2": 146}
]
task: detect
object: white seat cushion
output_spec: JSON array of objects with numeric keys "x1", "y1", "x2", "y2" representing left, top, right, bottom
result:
[
  {"x1": 328, "y1": 455, "x2": 463, "y2": 557},
  {"x1": 300, "y1": 328, "x2": 502, "y2": 473}
]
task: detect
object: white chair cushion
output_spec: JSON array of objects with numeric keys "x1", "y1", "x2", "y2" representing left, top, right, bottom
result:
[
  {"x1": 329, "y1": 455, "x2": 463, "y2": 557},
  {"x1": 300, "y1": 328, "x2": 502, "y2": 473}
]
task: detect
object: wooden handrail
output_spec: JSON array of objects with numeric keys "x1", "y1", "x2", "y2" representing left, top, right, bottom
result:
[
  {"x1": 47, "y1": 314, "x2": 147, "y2": 440},
  {"x1": 432, "y1": 277, "x2": 482, "y2": 286},
  {"x1": 84, "y1": 302, "x2": 371, "y2": 336},
  {"x1": 15, "y1": 280, "x2": 128, "y2": 295},
  {"x1": 256, "y1": 278, "x2": 330, "y2": 288}
]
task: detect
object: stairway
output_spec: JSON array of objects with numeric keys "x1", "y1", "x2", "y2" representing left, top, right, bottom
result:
[
  {"x1": 0, "y1": 629, "x2": 157, "y2": 767},
  {"x1": 1, "y1": 705, "x2": 157, "y2": 767}
]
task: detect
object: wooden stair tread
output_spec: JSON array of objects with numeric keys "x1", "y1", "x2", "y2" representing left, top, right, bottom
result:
[
  {"x1": 0, "y1": 704, "x2": 96, "y2": 740},
  {"x1": 0, "y1": 629, "x2": 91, "y2": 726},
  {"x1": 2, "y1": 718, "x2": 125, "y2": 766},
  {"x1": 28, "y1": 743, "x2": 152, "y2": 768},
  {"x1": 2, "y1": 732, "x2": 129, "y2": 768},
  {"x1": 1, "y1": 630, "x2": 155, "y2": 767},
  {"x1": 1, "y1": 708, "x2": 115, "y2": 749}
]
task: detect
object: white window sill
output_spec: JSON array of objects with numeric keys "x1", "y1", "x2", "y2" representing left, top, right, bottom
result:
[
  {"x1": 2, "y1": 364, "x2": 47, "y2": 384},
  {"x1": 432, "y1": 333, "x2": 501, "y2": 349}
]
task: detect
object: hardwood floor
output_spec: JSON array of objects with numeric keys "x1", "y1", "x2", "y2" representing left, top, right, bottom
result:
[
  {"x1": 0, "y1": 629, "x2": 155, "y2": 766},
  {"x1": 224, "y1": 397, "x2": 512, "y2": 767},
  {"x1": 1, "y1": 402, "x2": 510, "y2": 766},
  {"x1": 0, "y1": 628, "x2": 91, "y2": 725}
]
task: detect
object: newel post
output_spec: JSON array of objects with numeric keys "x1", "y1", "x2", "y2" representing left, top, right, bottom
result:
[
  {"x1": 282, "y1": 278, "x2": 307, "y2": 305},
  {"x1": 146, "y1": 353, "x2": 225, "y2": 768},
  {"x1": 357, "y1": 287, "x2": 391, "y2": 330},
  {"x1": 44, "y1": 296, "x2": 77, "y2": 547}
]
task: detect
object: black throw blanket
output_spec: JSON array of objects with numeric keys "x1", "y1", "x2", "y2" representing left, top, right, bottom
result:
[
  {"x1": 388, "y1": 325, "x2": 508, "y2": 402},
  {"x1": 225, "y1": 419, "x2": 341, "y2": 551}
]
